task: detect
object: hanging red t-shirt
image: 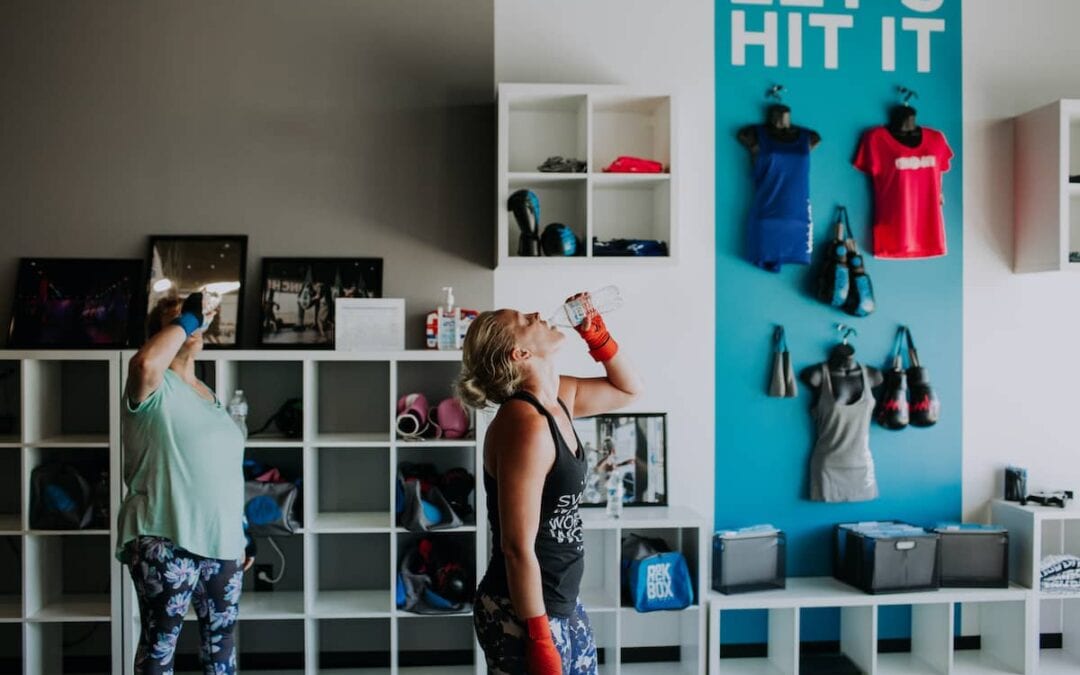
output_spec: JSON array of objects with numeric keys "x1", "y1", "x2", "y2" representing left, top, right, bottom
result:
[{"x1": 853, "y1": 126, "x2": 953, "y2": 259}]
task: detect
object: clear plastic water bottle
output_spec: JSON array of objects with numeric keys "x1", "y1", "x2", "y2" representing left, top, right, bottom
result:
[
  {"x1": 606, "y1": 469, "x2": 624, "y2": 519},
  {"x1": 227, "y1": 390, "x2": 249, "y2": 439},
  {"x1": 548, "y1": 285, "x2": 623, "y2": 327}
]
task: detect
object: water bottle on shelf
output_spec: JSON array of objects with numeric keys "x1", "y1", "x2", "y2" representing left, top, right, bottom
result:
[
  {"x1": 227, "y1": 390, "x2": 249, "y2": 439},
  {"x1": 606, "y1": 469, "x2": 624, "y2": 519},
  {"x1": 548, "y1": 285, "x2": 623, "y2": 327}
]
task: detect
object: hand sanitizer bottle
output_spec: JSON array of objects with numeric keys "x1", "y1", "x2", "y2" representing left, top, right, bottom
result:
[{"x1": 437, "y1": 287, "x2": 460, "y2": 351}]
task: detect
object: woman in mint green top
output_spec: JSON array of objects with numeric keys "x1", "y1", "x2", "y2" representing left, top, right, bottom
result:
[{"x1": 118, "y1": 293, "x2": 252, "y2": 675}]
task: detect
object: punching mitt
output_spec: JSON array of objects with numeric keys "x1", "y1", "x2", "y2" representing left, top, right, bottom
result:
[
  {"x1": 508, "y1": 189, "x2": 540, "y2": 257},
  {"x1": 905, "y1": 327, "x2": 940, "y2": 427},
  {"x1": 540, "y1": 223, "x2": 578, "y2": 256},
  {"x1": 876, "y1": 327, "x2": 910, "y2": 430}
]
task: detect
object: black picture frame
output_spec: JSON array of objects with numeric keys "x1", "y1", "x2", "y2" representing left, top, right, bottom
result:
[
  {"x1": 258, "y1": 257, "x2": 383, "y2": 349},
  {"x1": 7, "y1": 257, "x2": 145, "y2": 348},
  {"x1": 573, "y1": 412, "x2": 668, "y2": 507},
  {"x1": 146, "y1": 235, "x2": 248, "y2": 348}
]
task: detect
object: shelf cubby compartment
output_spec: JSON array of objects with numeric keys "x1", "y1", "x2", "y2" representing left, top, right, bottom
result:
[
  {"x1": 714, "y1": 608, "x2": 797, "y2": 675},
  {"x1": 311, "y1": 447, "x2": 391, "y2": 533},
  {"x1": 244, "y1": 445, "x2": 303, "y2": 531},
  {"x1": 312, "y1": 533, "x2": 391, "y2": 618},
  {"x1": 579, "y1": 529, "x2": 620, "y2": 612},
  {"x1": 231, "y1": 360, "x2": 304, "y2": 444},
  {"x1": 396, "y1": 445, "x2": 476, "y2": 531},
  {"x1": 0, "y1": 624, "x2": 20, "y2": 673},
  {"x1": 0, "y1": 449, "x2": 20, "y2": 532},
  {"x1": 618, "y1": 527, "x2": 700, "y2": 609},
  {"x1": 953, "y1": 600, "x2": 1029, "y2": 675},
  {"x1": 590, "y1": 94, "x2": 671, "y2": 174},
  {"x1": 0, "y1": 361, "x2": 19, "y2": 444},
  {"x1": 395, "y1": 360, "x2": 473, "y2": 442},
  {"x1": 505, "y1": 176, "x2": 588, "y2": 260},
  {"x1": 397, "y1": 614, "x2": 475, "y2": 670},
  {"x1": 314, "y1": 360, "x2": 391, "y2": 445},
  {"x1": 620, "y1": 607, "x2": 702, "y2": 675},
  {"x1": 507, "y1": 93, "x2": 588, "y2": 174},
  {"x1": 588, "y1": 609, "x2": 618, "y2": 675},
  {"x1": 317, "y1": 617, "x2": 391, "y2": 672},
  {"x1": 0, "y1": 537, "x2": 21, "y2": 621},
  {"x1": 396, "y1": 530, "x2": 476, "y2": 617},
  {"x1": 24, "y1": 534, "x2": 111, "y2": 621},
  {"x1": 21, "y1": 359, "x2": 111, "y2": 446},
  {"x1": 799, "y1": 606, "x2": 875, "y2": 675},
  {"x1": 237, "y1": 619, "x2": 306, "y2": 673},
  {"x1": 243, "y1": 533, "x2": 305, "y2": 620},
  {"x1": 875, "y1": 603, "x2": 952, "y2": 675},
  {"x1": 591, "y1": 178, "x2": 671, "y2": 251},
  {"x1": 24, "y1": 446, "x2": 110, "y2": 533},
  {"x1": 26, "y1": 621, "x2": 111, "y2": 674}
]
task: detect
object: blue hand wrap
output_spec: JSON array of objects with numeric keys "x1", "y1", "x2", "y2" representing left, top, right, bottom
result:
[{"x1": 171, "y1": 312, "x2": 201, "y2": 337}]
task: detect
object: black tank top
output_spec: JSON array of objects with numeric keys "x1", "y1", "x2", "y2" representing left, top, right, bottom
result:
[{"x1": 480, "y1": 390, "x2": 587, "y2": 618}]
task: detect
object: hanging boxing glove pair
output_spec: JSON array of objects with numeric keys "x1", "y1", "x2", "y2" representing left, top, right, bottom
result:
[
  {"x1": 817, "y1": 206, "x2": 875, "y2": 317},
  {"x1": 768, "y1": 326, "x2": 798, "y2": 398},
  {"x1": 876, "y1": 326, "x2": 939, "y2": 429}
]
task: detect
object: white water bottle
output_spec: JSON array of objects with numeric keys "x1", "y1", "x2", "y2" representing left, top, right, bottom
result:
[
  {"x1": 606, "y1": 470, "x2": 624, "y2": 519},
  {"x1": 227, "y1": 390, "x2": 249, "y2": 439},
  {"x1": 548, "y1": 285, "x2": 623, "y2": 327}
]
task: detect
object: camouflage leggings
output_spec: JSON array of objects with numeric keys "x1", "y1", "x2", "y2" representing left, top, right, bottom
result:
[{"x1": 473, "y1": 589, "x2": 598, "y2": 675}]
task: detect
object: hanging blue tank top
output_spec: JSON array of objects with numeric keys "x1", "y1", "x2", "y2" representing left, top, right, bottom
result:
[{"x1": 746, "y1": 125, "x2": 813, "y2": 273}]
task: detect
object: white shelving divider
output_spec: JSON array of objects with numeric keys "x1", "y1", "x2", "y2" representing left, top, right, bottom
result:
[
  {"x1": 708, "y1": 576, "x2": 1034, "y2": 675},
  {"x1": 497, "y1": 83, "x2": 676, "y2": 266},
  {"x1": 1013, "y1": 98, "x2": 1080, "y2": 272}
]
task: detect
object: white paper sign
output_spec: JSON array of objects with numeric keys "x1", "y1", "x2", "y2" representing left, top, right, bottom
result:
[{"x1": 335, "y1": 298, "x2": 405, "y2": 351}]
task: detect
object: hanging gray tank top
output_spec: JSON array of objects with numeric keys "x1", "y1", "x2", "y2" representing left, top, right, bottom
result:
[{"x1": 810, "y1": 364, "x2": 878, "y2": 503}]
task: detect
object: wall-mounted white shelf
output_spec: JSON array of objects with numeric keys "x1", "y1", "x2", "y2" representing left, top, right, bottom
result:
[
  {"x1": 708, "y1": 576, "x2": 1032, "y2": 675},
  {"x1": 497, "y1": 83, "x2": 676, "y2": 266},
  {"x1": 1013, "y1": 99, "x2": 1080, "y2": 272}
]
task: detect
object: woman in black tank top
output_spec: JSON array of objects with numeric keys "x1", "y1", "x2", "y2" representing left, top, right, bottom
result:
[{"x1": 456, "y1": 296, "x2": 642, "y2": 675}]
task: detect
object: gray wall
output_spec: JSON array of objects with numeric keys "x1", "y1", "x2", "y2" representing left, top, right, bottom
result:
[{"x1": 0, "y1": 0, "x2": 494, "y2": 348}]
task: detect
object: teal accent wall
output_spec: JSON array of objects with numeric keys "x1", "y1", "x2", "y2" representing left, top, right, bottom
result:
[{"x1": 714, "y1": 0, "x2": 962, "y2": 643}]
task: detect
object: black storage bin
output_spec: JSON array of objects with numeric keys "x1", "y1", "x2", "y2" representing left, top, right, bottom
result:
[
  {"x1": 834, "y1": 522, "x2": 939, "y2": 594},
  {"x1": 712, "y1": 527, "x2": 785, "y2": 594},
  {"x1": 934, "y1": 524, "x2": 1009, "y2": 588}
]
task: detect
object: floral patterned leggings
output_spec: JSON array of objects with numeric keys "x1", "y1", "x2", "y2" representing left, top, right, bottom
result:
[
  {"x1": 127, "y1": 536, "x2": 243, "y2": 675},
  {"x1": 473, "y1": 589, "x2": 598, "y2": 675}
]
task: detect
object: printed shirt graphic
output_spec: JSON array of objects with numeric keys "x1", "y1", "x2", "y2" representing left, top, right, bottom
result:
[
  {"x1": 854, "y1": 126, "x2": 953, "y2": 259},
  {"x1": 545, "y1": 492, "x2": 584, "y2": 548}
]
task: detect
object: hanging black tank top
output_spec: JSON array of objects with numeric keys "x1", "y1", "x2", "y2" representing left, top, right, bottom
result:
[{"x1": 479, "y1": 390, "x2": 587, "y2": 618}]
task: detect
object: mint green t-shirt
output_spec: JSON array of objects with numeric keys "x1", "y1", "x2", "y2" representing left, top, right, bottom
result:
[{"x1": 116, "y1": 368, "x2": 245, "y2": 563}]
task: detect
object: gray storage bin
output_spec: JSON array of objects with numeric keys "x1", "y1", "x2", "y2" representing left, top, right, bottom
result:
[
  {"x1": 834, "y1": 522, "x2": 939, "y2": 594},
  {"x1": 712, "y1": 526, "x2": 785, "y2": 594},
  {"x1": 934, "y1": 524, "x2": 1009, "y2": 588}
]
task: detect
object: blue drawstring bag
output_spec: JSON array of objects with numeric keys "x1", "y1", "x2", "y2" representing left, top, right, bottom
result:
[{"x1": 621, "y1": 534, "x2": 694, "y2": 612}]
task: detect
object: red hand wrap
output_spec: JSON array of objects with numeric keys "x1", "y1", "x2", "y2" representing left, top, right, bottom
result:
[
  {"x1": 525, "y1": 614, "x2": 562, "y2": 675},
  {"x1": 574, "y1": 298, "x2": 618, "y2": 362}
]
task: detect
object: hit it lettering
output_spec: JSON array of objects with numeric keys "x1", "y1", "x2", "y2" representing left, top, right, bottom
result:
[{"x1": 730, "y1": 0, "x2": 947, "y2": 73}]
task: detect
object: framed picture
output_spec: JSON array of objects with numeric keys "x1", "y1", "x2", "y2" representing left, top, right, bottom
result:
[
  {"x1": 574, "y1": 413, "x2": 667, "y2": 507},
  {"x1": 7, "y1": 258, "x2": 145, "y2": 348},
  {"x1": 335, "y1": 298, "x2": 405, "y2": 351},
  {"x1": 147, "y1": 235, "x2": 248, "y2": 347},
  {"x1": 259, "y1": 257, "x2": 383, "y2": 348}
]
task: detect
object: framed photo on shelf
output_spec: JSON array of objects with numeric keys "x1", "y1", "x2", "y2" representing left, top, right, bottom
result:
[
  {"x1": 147, "y1": 235, "x2": 248, "y2": 347},
  {"x1": 259, "y1": 257, "x2": 383, "y2": 348},
  {"x1": 335, "y1": 298, "x2": 405, "y2": 351},
  {"x1": 7, "y1": 257, "x2": 145, "y2": 348},
  {"x1": 573, "y1": 412, "x2": 667, "y2": 507}
]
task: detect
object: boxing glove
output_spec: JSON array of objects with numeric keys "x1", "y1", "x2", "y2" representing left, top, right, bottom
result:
[
  {"x1": 876, "y1": 327, "x2": 909, "y2": 430},
  {"x1": 525, "y1": 615, "x2": 563, "y2": 675},
  {"x1": 845, "y1": 252, "x2": 876, "y2": 317},
  {"x1": 508, "y1": 189, "x2": 541, "y2": 257},
  {"x1": 905, "y1": 328, "x2": 939, "y2": 427},
  {"x1": 818, "y1": 235, "x2": 849, "y2": 308},
  {"x1": 570, "y1": 293, "x2": 618, "y2": 362}
]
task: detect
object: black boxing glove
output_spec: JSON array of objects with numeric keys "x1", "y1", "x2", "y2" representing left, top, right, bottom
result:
[
  {"x1": 876, "y1": 327, "x2": 909, "y2": 430},
  {"x1": 508, "y1": 189, "x2": 540, "y2": 257},
  {"x1": 907, "y1": 366, "x2": 940, "y2": 427}
]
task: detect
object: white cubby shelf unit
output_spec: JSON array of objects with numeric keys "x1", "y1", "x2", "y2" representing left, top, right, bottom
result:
[
  {"x1": 0, "y1": 351, "x2": 124, "y2": 675},
  {"x1": 1013, "y1": 98, "x2": 1080, "y2": 272},
  {"x1": 116, "y1": 349, "x2": 487, "y2": 675},
  {"x1": 992, "y1": 498, "x2": 1080, "y2": 675},
  {"x1": 708, "y1": 577, "x2": 1035, "y2": 675},
  {"x1": 497, "y1": 83, "x2": 676, "y2": 266}
]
